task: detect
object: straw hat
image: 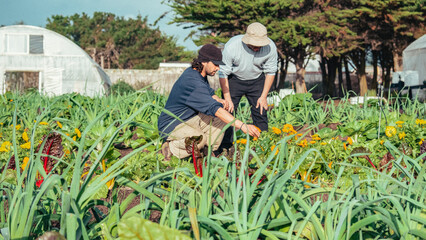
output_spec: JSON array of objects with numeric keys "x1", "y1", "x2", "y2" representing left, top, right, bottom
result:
[{"x1": 241, "y1": 22, "x2": 270, "y2": 47}]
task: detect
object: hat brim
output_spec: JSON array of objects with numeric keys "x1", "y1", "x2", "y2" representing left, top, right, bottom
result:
[
  {"x1": 212, "y1": 60, "x2": 225, "y2": 66},
  {"x1": 242, "y1": 35, "x2": 270, "y2": 47}
]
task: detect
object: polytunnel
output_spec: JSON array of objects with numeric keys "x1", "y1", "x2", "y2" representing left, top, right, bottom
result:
[{"x1": 0, "y1": 25, "x2": 111, "y2": 97}]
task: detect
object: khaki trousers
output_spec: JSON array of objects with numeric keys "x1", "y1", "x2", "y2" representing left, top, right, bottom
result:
[{"x1": 167, "y1": 113, "x2": 227, "y2": 159}]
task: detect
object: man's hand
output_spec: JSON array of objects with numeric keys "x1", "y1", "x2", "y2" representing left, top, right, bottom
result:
[
  {"x1": 256, "y1": 96, "x2": 268, "y2": 115},
  {"x1": 223, "y1": 97, "x2": 234, "y2": 113},
  {"x1": 213, "y1": 95, "x2": 232, "y2": 112},
  {"x1": 240, "y1": 123, "x2": 261, "y2": 138}
]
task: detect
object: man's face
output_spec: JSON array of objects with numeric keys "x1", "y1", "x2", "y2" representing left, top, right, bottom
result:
[
  {"x1": 247, "y1": 44, "x2": 261, "y2": 52},
  {"x1": 204, "y1": 61, "x2": 220, "y2": 76}
]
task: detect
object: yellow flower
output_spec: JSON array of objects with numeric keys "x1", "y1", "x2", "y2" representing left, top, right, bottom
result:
[
  {"x1": 39, "y1": 122, "x2": 48, "y2": 125},
  {"x1": 272, "y1": 127, "x2": 282, "y2": 135},
  {"x1": 75, "y1": 128, "x2": 81, "y2": 138},
  {"x1": 328, "y1": 161, "x2": 333, "y2": 169},
  {"x1": 385, "y1": 126, "x2": 397, "y2": 137},
  {"x1": 380, "y1": 140, "x2": 385, "y2": 145},
  {"x1": 253, "y1": 137, "x2": 258, "y2": 141},
  {"x1": 20, "y1": 142, "x2": 31, "y2": 149},
  {"x1": 21, "y1": 157, "x2": 30, "y2": 170},
  {"x1": 64, "y1": 149, "x2": 71, "y2": 155},
  {"x1": 56, "y1": 121, "x2": 62, "y2": 129},
  {"x1": 240, "y1": 139, "x2": 247, "y2": 144},
  {"x1": 282, "y1": 124, "x2": 295, "y2": 133},
  {"x1": 1, "y1": 141, "x2": 12, "y2": 149},
  {"x1": 415, "y1": 119, "x2": 426, "y2": 125},
  {"x1": 0, "y1": 142, "x2": 11, "y2": 152},
  {"x1": 343, "y1": 143, "x2": 347, "y2": 150},
  {"x1": 347, "y1": 137, "x2": 353, "y2": 145},
  {"x1": 297, "y1": 139, "x2": 308, "y2": 148},
  {"x1": 270, "y1": 145, "x2": 279, "y2": 155},
  {"x1": 22, "y1": 132, "x2": 29, "y2": 142},
  {"x1": 14, "y1": 124, "x2": 21, "y2": 131},
  {"x1": 73, "y1": 136, "x2": 77, "y2": 141},
  {"x1": 320, "y1": 142, "x2": 327, "y2": 145},
  {"x1": 254, "y1": 126, "x2": 261, "y2": 133},
  {"x1": 398, "y1": 132, "x2": 406, "y2": 140},
  {"x1": 419, "y1": 139, "x2": 424, "y2": 145},
  {"x1": 66, "y1": 133, "x2": 70, "y2": 136},
  {"x1": 395, "y1": 121, "x2": 404, "y2": 125},
  {"x1": 309, "y1": 141, "x2": 316, "y2": 144},
  {"x1": 311, "y1": 134, "x2": 321, "y2": 141}
]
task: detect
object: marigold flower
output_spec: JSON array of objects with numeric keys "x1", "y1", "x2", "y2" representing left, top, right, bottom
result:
[
  {"x1": 20, "y1": 142, "x2": 31, "y2": 149},
  {"x1": 385, "y1": 126, "x2": 397, "y2": 137},
  {"x1": 22, "y1": 132, "x2": 29, "y2": 142},
  {"x1": 240, "y1": 139, "x2": 247, "y2": 144},
  {"x1": 343, "y1": 143, "x2": 347, "y2": 150},
  {"x1": 297, "y1": 139, "x2": 308, "y2": 148},
  {"x1": 328, "y1": 161, "x2": 333, "y2": 169},
  {"x1": 39, "y1": 122, "x2": 48, "y2": 125},
  {"x1": 398, "y1": 132, "x2": 406, "y2": 140},
  {"x1": 309, "y1": 141, "x2": 316, "y2": 144},
  {"x1": 253, "y1": 137, "x2": 258, "y2": 141},
  {"x1": 395, "y1": 121, "x2": 404, "y2": 125},
  {"x1": 320, "y1": 142, "x2": 327, "y2": 145},
  {"x1": 75, "y1": 128, "x2": 81, "y2": 138},
  {"x1": 272, "y1": 127, "x2": 282, "y2": 135},
  {"x1": 21, "y1": 157, "x2": 30, "y2": 170},
  {"x1": 270, "y1": 145, "x2": 279, "y2": 155},
  {"x1": 56, "y1": 121, "x2": 62, "y2": 129},
  {"x1": 415, "y1": 119, "x2": 426, "y2": 125},
  {"x1": 347, "y1": 137, "x2": 353, "y2": 145},
  {"x1": 13, "y1": 124, "x2": 21, "y2": 131},
  {"x1": 73, "y1": 136, "x2": 77, "y2": 141},
  {"x1": 311, "y1": 134, "x2": 321, "y2": 141},
  {"x1": 380, "y1": 140, "x2": 385, "y2": 145},
  {"x1": 282, "y1": 124, "x2": 295, "y2": 133},
  {"x1": 419, "y1": 139, "x2": 424, "y2": 145},
  {"x1": 0, "y1": 141, "x2": 11, "y2": 152}
]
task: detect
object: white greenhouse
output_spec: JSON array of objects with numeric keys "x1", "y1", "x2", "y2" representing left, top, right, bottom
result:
[
  {"x1": 403, "y1": 34, "x2": 426, "y2": 84},
  {"x1": 0, "y1": 25, "x2": 111, "y2": 96}
]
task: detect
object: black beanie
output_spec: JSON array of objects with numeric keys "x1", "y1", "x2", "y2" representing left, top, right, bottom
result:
[{"x1": 197, "y1": 44, "x2": 225, "y2": 65}]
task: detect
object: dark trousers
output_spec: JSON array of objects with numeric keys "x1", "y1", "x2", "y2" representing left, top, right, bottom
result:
[{"x1": 219, "y1": 74, "x2": 268, "y2": 149}]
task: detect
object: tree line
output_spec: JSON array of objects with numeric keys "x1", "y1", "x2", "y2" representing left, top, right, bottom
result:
[
  {"x1": 46, "y1": 12, "x2": 195, "y2": 69},
  {"x1": 165, "y1": 0, "x2": 425, "y2": 97}
]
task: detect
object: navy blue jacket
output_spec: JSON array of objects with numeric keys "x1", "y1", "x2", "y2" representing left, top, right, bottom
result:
[{"x1": 158, "y1": 68, "x2": 223, "y2": 141}]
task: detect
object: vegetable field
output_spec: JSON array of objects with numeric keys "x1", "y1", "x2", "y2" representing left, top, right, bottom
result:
[{"x1": 0, "y1": 90, "x2": 425, "y2": 239}]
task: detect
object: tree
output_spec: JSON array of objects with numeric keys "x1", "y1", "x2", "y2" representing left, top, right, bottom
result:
[
  {"x1": 344, "y1": 0, "x2": 425, "y2": 95},
  {"x1": 46, "y1": 12, "x2": 195, "y2": 69}
]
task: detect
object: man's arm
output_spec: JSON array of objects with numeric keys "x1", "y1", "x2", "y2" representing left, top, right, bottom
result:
[
  {"x1": 215, "y1": 107, "x2": 260, "y2": 138},
  {"x1": 256, "y1": 74, "x2": 275, "y2": 115},
  {"x1": 219, "y1": 78, "x2": 234, "y2": 112},
  {"x1": 212, "y1": 94, "x2": 229, "y2": 110}
]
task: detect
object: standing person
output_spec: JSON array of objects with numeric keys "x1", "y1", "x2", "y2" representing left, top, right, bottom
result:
[
  {"x1": 218, "y1": 22, "x2": 278, "y2": 150},
  {"x1": 158, "y1": 44, "x2": 260, "y2": 168}
]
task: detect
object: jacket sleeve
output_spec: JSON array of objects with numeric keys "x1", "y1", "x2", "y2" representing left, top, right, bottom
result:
[
  {"x1": 186, "y1": 86, "x2": 223, "y2": 116},
  {"x1": 218, "y1": 42, "x2": 234, "y2": 79},
  {"x1": 263, "y1": 41, "x2": 278, "y2": 75}
]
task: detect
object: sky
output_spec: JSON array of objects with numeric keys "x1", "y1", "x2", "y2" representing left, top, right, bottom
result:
[{"x1": 0, "y1": 0, "x2": 198, "y2": 51}]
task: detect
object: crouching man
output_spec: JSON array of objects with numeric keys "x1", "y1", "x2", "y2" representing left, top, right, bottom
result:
[{"x1": 157, "y1": 44, "x2": 260, "y2": 166}]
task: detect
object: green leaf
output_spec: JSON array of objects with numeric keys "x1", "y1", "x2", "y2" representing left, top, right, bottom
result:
[{"x1": 118, "y1": 216, "x2": 191, "y2": 240}]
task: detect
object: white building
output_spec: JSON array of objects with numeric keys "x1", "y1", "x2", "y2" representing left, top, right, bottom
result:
[{"x1": 0, "y1": 25, "x2": 110, "y2": 96}]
